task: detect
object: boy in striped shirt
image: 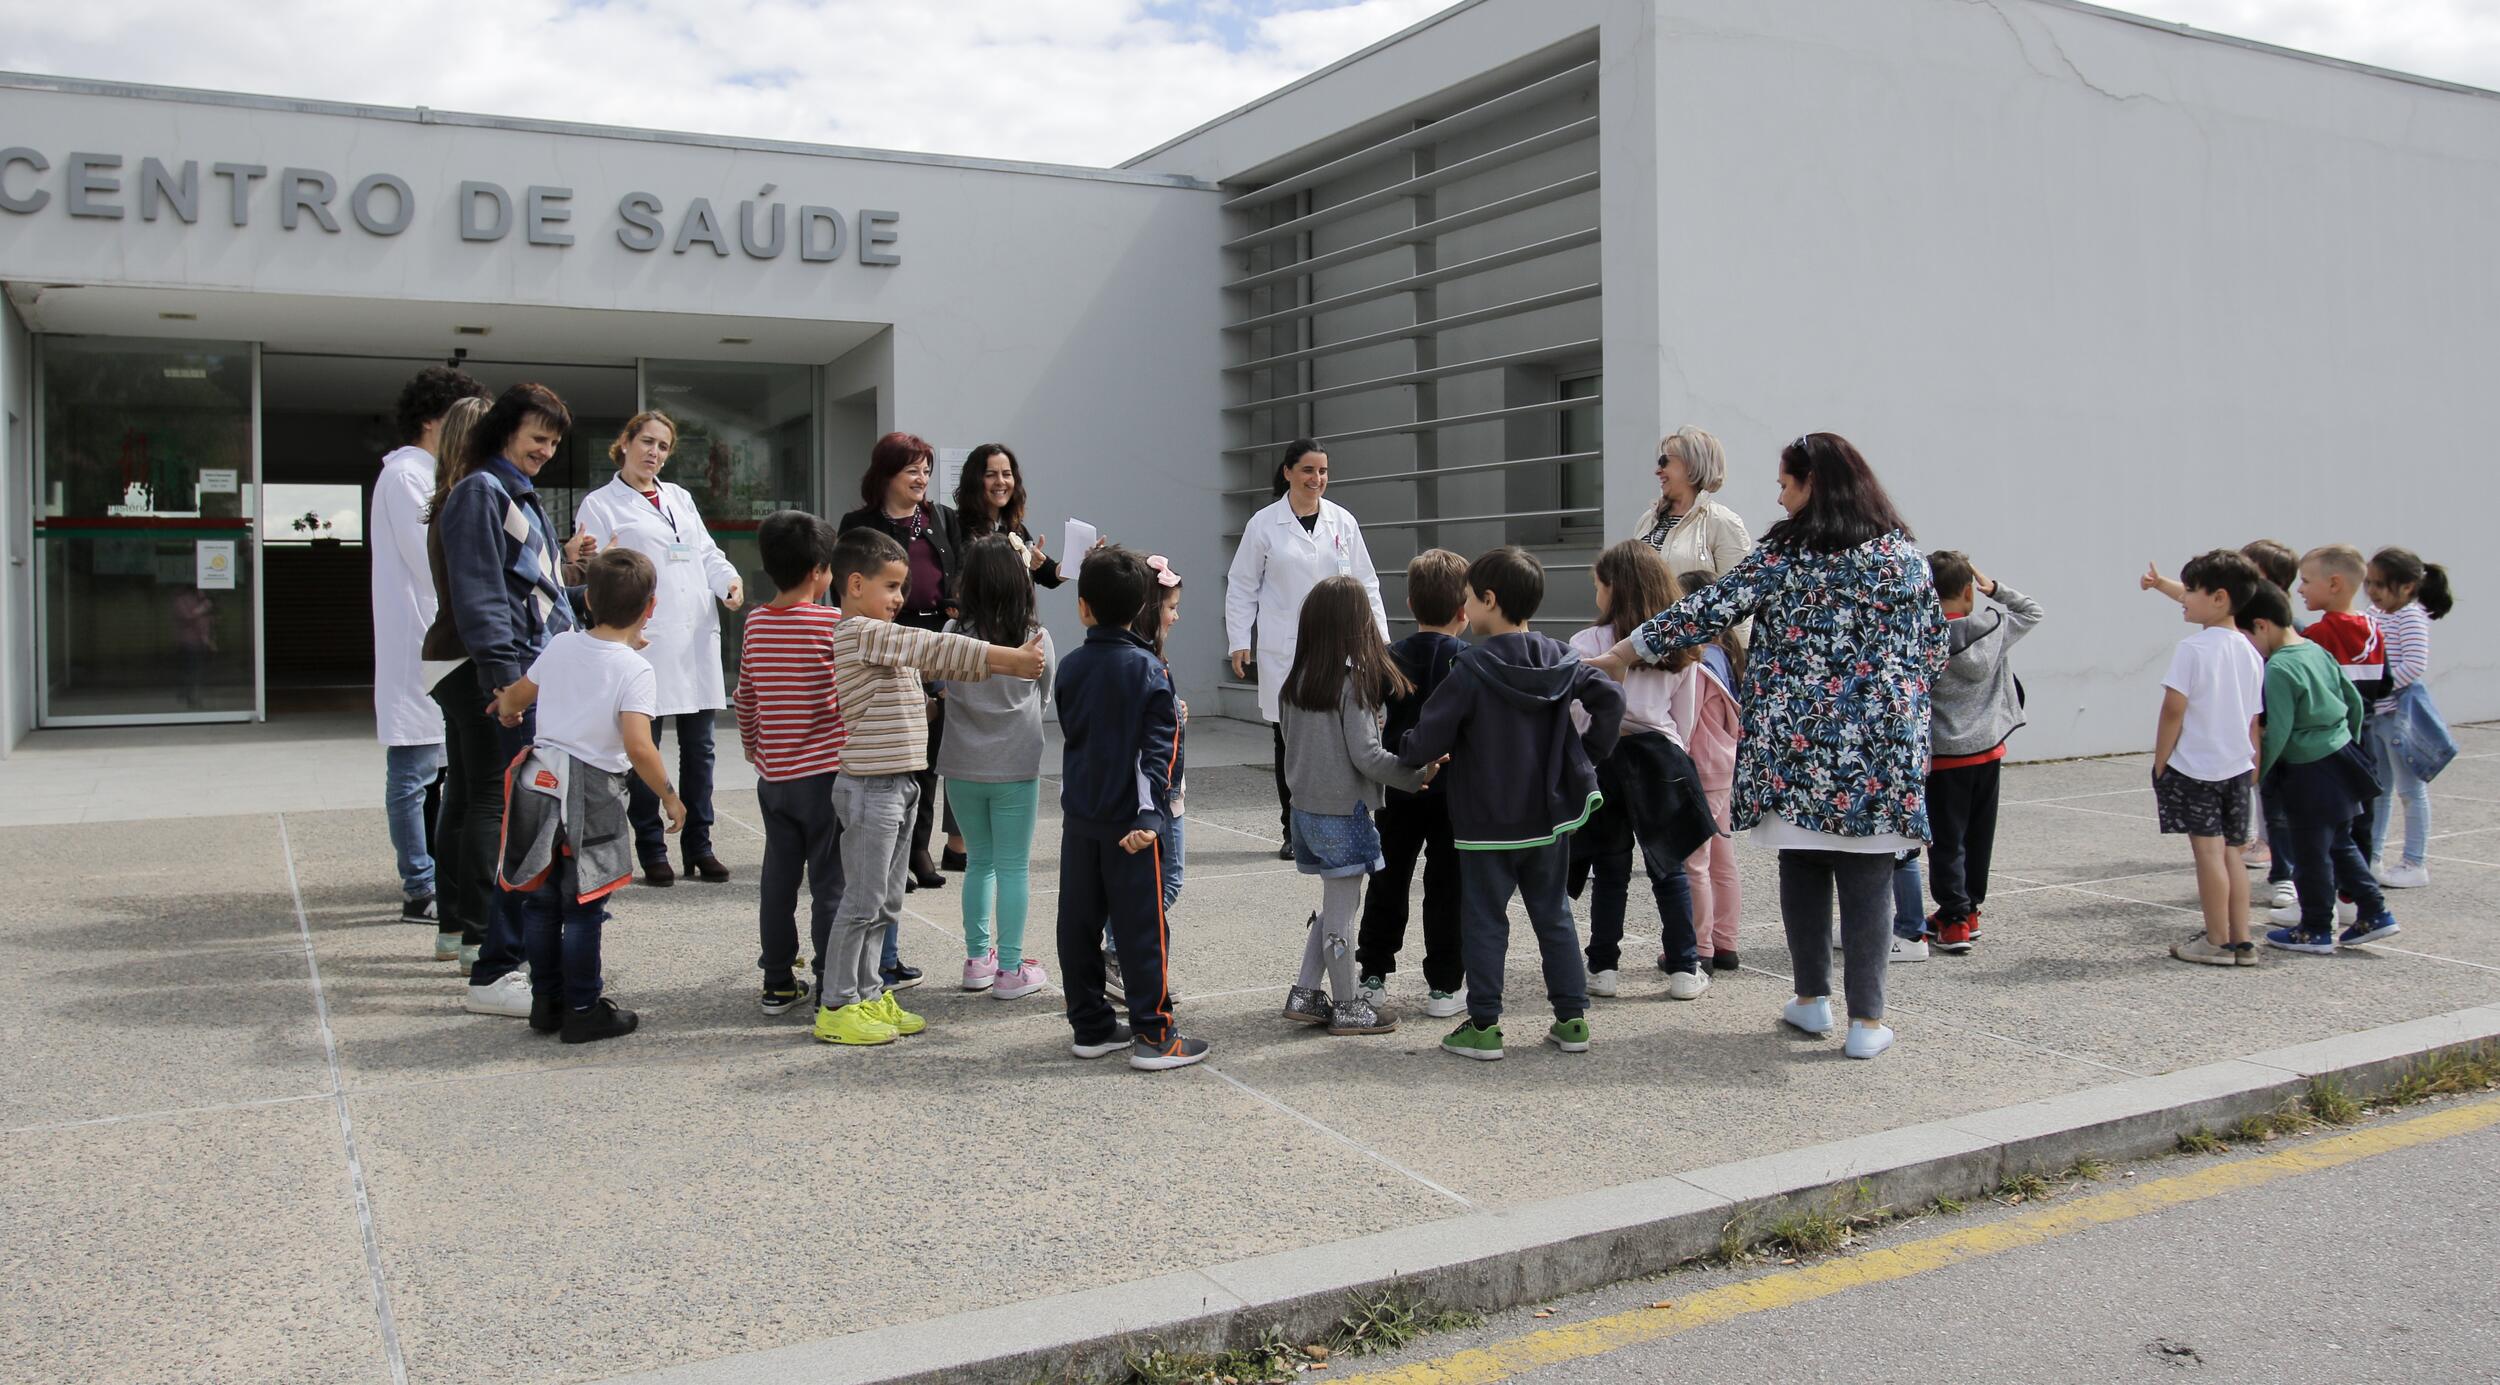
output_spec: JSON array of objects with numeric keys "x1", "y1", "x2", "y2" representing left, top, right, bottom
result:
[
  {"x1": 732, "y1": 512, "x2": 849, "y2": 1016},
  {"x1": 813, "y1": 526, "x2": 1047, "y2": 1046}
]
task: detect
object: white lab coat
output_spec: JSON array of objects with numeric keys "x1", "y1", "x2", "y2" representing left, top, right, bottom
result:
[
  {"x1": 573, "y1": 476, "x2": 740, "y2": 714},
  {"x1": 1224, "y1": 496, "x2": 1388, "y2": 724},
  {"x1": 369, "y1": 445, "x2": 445, "y2": 746}
]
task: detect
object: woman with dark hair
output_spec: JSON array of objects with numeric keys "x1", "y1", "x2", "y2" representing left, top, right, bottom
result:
[
  {"x1": 953, "y1": 442, "x2": 1064, "y2": 589},
  {"x1": 1592, "y1": 433, "x2": 1948, "y2": 1062},
  {"x1": 1224, "y1": 439, "x2": 1388, "y2": 859},
  {"x1": 573, "y1": 411, "x2": 745, "y2": 887},
  {"x1": 421, "y1": 382, "x2": 586, "y2": 1020},
  {"x1": 837, "y1": 431, "x2": 964, "y2": 916}
]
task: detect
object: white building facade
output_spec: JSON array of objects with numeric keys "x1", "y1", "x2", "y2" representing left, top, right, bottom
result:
[{"x1": 3, "y1": 0, "x2": 2491, "y2": 757}]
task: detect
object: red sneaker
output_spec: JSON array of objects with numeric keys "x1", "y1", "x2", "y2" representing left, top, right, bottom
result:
[
  {"x1": 1966, "y1": 908, "x2": 1983, "y2": 941},
  {"x1": 1934, "y1": 918, "x2": 1975, "y2": 954}
]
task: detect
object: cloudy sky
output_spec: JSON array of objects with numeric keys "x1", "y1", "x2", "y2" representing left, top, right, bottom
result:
[{"x1": 5, "y1": 1, "x2": 2493, "y2": 167}]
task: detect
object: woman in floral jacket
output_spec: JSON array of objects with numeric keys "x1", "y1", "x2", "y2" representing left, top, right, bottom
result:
[{"x1": 1595, "y1": 433, "x2": 1946, "y2": 1061}]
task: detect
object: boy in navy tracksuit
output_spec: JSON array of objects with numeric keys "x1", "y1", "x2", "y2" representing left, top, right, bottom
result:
[
  {"x1": 1054, "y1": 547, "x2": 1207, "y2": 1071},
  {"x1": 1399, "y1": 547, "x2": 1624, "y2": 1062},
  {"x1": 1355, "y1": 549, "x2": 1471, "y2": 1014}
]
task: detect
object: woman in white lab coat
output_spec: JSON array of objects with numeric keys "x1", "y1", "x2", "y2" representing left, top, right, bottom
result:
[
  {"x1": 571, "y1": 411, "x2": 744, "y2": 886},
  {"x1": 1225, "y1": 439, "x2": 1389, "y2": 857}
]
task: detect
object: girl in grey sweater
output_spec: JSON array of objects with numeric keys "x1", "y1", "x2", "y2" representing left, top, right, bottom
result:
[
  {"x1": 1278, "y1": 577, "x2": 1439, "y2": 1035},
  {"x1": 937, "y1": 539, "x2": 1058, "y2": 999}
]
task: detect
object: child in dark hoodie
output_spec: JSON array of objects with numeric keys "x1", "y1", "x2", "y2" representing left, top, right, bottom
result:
[
  {"x1": 1399, "y1": 547, "x2": 1625, "y2": 1062},
  {"x1": 1354, "y1": 549, "x2": 1473, "y2": 1019}
]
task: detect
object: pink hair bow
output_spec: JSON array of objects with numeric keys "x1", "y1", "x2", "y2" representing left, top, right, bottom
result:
[{"x1": 1147, "y1": 554, "x2": 1181, "y2": 589}]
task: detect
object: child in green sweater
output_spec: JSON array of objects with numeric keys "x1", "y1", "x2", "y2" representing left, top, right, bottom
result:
[{"x1": 2235, "y1": 583, "x2": 2398, "y2": 957}]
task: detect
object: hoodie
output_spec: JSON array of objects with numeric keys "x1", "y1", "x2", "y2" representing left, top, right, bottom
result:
[
  {"x1": 1929, "y1": 584, "x2": 2044, "y2": 761},
  {"x1": 1381, "y1": 630, "x2": 1467, "y2": 803},
  {"x1": 1396, "y1": 630, "x2": 1625, "y2": 849}
]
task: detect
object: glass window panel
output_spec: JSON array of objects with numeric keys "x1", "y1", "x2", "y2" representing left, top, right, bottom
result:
[
  {"x1": 639, "y1": 360, "x2": 819, "y2": 682},
  {"x1": 38, "y1": 337, "x2": 257, "y2": 720}
]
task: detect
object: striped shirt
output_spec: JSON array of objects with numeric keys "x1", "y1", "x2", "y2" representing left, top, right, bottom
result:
[
  {"x1": 732, "y1": 602, "x2": 847, "y2": 782},
  {"x1": 2374, "y1": 601, "x2": 2431, "y2": 712},
  {"x1": 831, "y1": 617, "x2": 992, "y2": 777}
]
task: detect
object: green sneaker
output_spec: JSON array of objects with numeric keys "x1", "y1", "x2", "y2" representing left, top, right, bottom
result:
[
  {"x1": 1441, "y1": 1019, "x2": 1504, "y2": 1062},
  {"x1": 1547, "y1": 1017, "x2": 1591, "y2": 1053}
]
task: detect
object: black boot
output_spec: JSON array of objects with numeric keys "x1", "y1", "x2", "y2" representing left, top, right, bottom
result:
[{"x1": 561, "y1": 998, "x2": 641, "y2": 1045}]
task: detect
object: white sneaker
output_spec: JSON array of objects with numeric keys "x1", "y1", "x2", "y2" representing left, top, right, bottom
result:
[
  {"x1": 1782, "y1": 997, "x2": 1834, "y2": 1037},
  {"x1": 2268, "y1": 880, "x2": 2296, "y2": 911},
  {"x1": 1424, "y1": 988, "x2": 1466, "y2": 1019},
  {"x1": 2268, "y1": 900, "x2": 2359, "y2": 927},
  {"x1": 1588, "y1": 969, "x2": 1620, "y2": 998},
  {"x1": 463, "y1": 970, "x2": 535, "y2": 1018},
  {"x1": 1843, "y1": 1023, "x2": 1896, "y2": 1059},
  {"x1": 1889, "y1": 935, "x2": 1930, "y2": 962},
  {"x1": 2380, "y1": 861, "x2": 2431, "y2": 889},
  {"x1": 1666, "y1": 970, "x2": 1711, "y2": 1001}
]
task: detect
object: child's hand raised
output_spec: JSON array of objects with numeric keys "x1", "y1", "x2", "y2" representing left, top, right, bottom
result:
[
  {"x1": 2138, "y1": 562, "x2": 2162, "y2": 592},
  {"x1": 1118, "y1": 829, "x2": 1157, "y2": 854},
  {"x1": 990, "y1": 633, "x2": 1047, "y2": 679}
]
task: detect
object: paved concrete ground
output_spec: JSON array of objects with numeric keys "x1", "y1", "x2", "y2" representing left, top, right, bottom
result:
[
  {"x1": 1, "y1": 719, "x2": 2494, "y2": 1383},
  {"x1": 1336, "y1": 1097, "x2": 2500, "y2": 1384}
]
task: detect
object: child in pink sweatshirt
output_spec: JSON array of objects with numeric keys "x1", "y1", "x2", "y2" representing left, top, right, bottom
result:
[{"x1": 1673, "y1": 569, "x2": 1744, "y2": 970}]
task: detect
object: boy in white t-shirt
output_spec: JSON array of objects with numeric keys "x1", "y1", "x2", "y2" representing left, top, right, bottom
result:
[
  {"x1": 2148, "y1": 549, "x2": 2266, "y2": 966},
  {"x1": 493, "y1": 549, "x2": 688, "y2": 1042}
]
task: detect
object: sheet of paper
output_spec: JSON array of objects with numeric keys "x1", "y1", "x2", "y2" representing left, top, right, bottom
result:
[
  {"x1": 936, "y1": 447, "x2": 970, "y2": 503},
  {"x1": 195, "y1": 540, "x2": 236, "y2": 590},
  {"x1": 1062, "y1": 517, "x2": 1097, "y2": 563},
  {"x1": 196, "y1": 468, "x2": 239, "y2": 495}
]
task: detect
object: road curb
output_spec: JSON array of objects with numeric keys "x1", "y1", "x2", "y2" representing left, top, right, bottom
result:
[{"x1": 606, "y1": 1004, "x2": 2500, "y2": 1385}]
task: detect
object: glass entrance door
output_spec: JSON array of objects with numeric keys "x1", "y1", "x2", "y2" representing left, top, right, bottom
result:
[
  {"x1": 35, "y1": 337, "x2": 259, "y2": 723},
  {"x1": 641, "y1": 359, "x2": 819, "y2": 679}
]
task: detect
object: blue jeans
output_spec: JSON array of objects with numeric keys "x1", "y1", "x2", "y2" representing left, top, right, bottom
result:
[
  {"x1": 1892, "y1": 851, "x2": 1927, "y2": 941},
  {"x1": 2366, "y1": 716, "x2": 2431, "y2": 867},
  {"x1": 1458, "y1": 841, "x2": 1587, "y2": 1027},
  {"x1": 1585, "y1": 845, "x2": 1696, "y2": 976},
  {"x1": 629, "y1": 711, "x2": 716, "y2": 863},
  {"x1": 384, "y1": 743, "x2": 445, "y2": 900},
  {"x1": 522, "y1": 864, "x2": 608, "y2": 1010}
]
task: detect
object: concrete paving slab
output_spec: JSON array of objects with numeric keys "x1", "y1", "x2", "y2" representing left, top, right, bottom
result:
[
  {"x1": 347, "y1": 1038, "x2": 1455, "y2": 1383},
  {"x1": 0, "y1": 1101, "x2": 388, "y2": 1385},
  {"x1": 0, "y1": 939, "x2": 332, "y2": 1128}
]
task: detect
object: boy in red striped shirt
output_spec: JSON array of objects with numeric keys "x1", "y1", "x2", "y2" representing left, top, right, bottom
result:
[
  {"x1": 732, "y1": 512, "x2": 849, "y2": 1016},
  {"x1": 2289, "y1": 544, "x2": 2391, "y2": 923}
]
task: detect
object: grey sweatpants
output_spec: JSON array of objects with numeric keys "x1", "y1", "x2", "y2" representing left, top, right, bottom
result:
[
  {"x1": 1779, "y1": 849, "x2": 1893, "y2": 1021},
  {"x1": 818, "y1": 771, "x2": 918, "y2": 1010},
  {"x1": 1295, "y1": 874, "x2": 1365, "y2": 1001}
]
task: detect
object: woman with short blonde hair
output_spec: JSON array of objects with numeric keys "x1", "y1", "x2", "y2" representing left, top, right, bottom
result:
[{"x1": 1635, "y1": 426, "x2": 1752, "y2": 584}]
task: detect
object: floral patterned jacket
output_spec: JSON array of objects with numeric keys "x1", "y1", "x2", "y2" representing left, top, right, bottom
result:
[{"x1": 1627, "y1": 531, "x2": 1948, "y2": 841}]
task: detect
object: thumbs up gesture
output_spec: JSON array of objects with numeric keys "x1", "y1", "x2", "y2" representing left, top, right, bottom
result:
[{"x1": 989, "y1": 633, "x2": 1047, "y2": 680}]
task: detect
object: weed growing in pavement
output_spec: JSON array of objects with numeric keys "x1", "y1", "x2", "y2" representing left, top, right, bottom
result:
[
  {"x1": 1927, "y1": 1194, "x2": 1966, "y2": 1217},
  {"x1": 2304, "y1": 1076, "x2": 2362, "y2": 1126},
  {"x1": 1120, "y1": 1328, "x2": 1310, "y2": 1385},
  {"x1": 2178, "y1": 1126, "x2": 2228, "y2": 1155},
  {"x1": 2068, "y1": 1157, "x2": 2109, "y2": 1181},
  {"x1": 1995, "y1": 1171, "x2": 2052, "y2": 1203},
  {"x1": 1335, "y1": 1285, "x2": 1483, "y2": 1356},
  {"x1": 2383, "y1": 1042, "x2": 2499, "y2": 1104}
]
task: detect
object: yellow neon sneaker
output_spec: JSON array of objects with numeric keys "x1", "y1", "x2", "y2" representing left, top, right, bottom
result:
[
  {"x1": 813, "y1": 1003, "x2": 898, "y2": 1046},
  {"x1": 871, "y1": 991, "x2": 927, "y2": 1036}
]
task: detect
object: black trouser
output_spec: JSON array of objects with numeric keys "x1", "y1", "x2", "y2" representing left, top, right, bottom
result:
[
  {"x1": 1925, "y1": 760, "x2": 2002, "y2": 924},
  {"x1": 431, "y1": 668, "x2": 531, "y2": 983},
  {"x1": 756, "y1": 772, "x2": 844, "y2": 983},
  {"x1": 629, "y1": 711, "x2": 717, "y2": 865},
  {"x1": 2281, "y1": 808, "x2": 2385, "y2": 932},
  {"x1": 2263, "y1": 789, "x2": 2295, "y2": 885},
  {"x1": 1057, "y1": 823, "x2": 1174, "y2": 1048},
  {"x1": 1354, "y1": 791, "x2": 1463, "y2": 992},
  {"x1": 1271, "y1": 722, "x2": 1293, "y2": 839},
  {"x1": 1779, "y1": 850, "x2": 1892, "y2": 1021},
  {"x1": 1586, "y1": 846, "x2": 1696, "y2": 976},
  {"x1": 1457, "y1": 841, "x2": 1586, "y2": 1028},
  {"x1": 910, "y1": 694, "x2": 946, "y2": 865}
]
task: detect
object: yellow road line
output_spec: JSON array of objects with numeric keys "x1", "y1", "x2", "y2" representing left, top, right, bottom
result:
[{"x1": 1341, "y1": 1093, "x2": 2500, "y2": 1385}]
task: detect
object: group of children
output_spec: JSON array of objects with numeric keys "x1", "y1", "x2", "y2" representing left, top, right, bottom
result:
[
  {"x1": 476, "y1": 508, "x2": 2452, "y2": 1061},
  {"x1": 2146, "y1": 541, "x2": 2457, "y2": 965}
]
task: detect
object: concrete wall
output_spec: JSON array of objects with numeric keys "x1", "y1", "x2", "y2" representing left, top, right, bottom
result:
[
  {"x1": 1, "y1": 295, "x2": 30, "y2": 752},
  {"x1": 0, "y1": 82, "x2": 1231, "y2": 708},
  {"x1": 1621, "y1": 0, "x2": 2500, "y2": 757}
]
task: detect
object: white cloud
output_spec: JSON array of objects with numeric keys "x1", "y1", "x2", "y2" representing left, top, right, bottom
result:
[{"x1": 1, "y1": 1, "x2": 2491, "y2": 169}]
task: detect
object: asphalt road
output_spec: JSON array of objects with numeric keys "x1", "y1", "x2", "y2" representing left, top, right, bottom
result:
[{"x1": 1338, "y1": 1098, "x2": 2500, "y2": 1385}]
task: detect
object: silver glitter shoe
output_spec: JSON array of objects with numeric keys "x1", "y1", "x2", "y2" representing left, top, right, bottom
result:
[{"x1": 1282, "y1": 984, "x2": 1333, "y2": 1026}]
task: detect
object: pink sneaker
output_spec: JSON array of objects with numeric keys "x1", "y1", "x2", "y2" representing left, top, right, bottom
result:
[
  {"x1": 961, "y1": 951, "x2": 999, "y2": 992},
  {"x1": 992, "y1": 959, "x2": 1049, "y2": 1000}
]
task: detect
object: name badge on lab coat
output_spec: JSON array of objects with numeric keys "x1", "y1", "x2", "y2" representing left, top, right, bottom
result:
[
  {"x1": 666, "y1": 542, "x2": 693, "y2": 563},
  {"x1": 1329, "y1": 528, "x2": 1352, "y2": 576}
]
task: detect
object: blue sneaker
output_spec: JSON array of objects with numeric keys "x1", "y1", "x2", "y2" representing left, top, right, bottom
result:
[
  {"x1": 2339, "y1": 912, "x2": 2401, "y2": 947},
  {"x1": 2264, "y1": 926, "x2": 2337, "y2": 956}
]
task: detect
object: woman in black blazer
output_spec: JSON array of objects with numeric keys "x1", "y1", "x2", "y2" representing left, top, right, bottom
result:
[
  {"x1": 837, "y1": 431, "x2": 965, "y2": 896},
  {"x1": 952, "y1": 441, "x2": 1064, "y2": 589}
]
